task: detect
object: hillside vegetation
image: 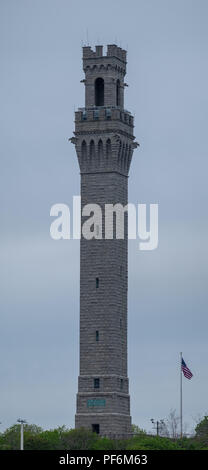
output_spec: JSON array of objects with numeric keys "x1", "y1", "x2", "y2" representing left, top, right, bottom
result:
[{"x1": 0, "y1": 419, "x2": 208, "y2": 450}]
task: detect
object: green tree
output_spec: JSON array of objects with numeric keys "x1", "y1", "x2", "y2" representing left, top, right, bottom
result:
[
  {"x1": 91, "y1": 437, "x2": 116, "y2": 450},
  {"x1": 60, "y1": 428, "x2": 99, "y2": 450},
  {"x1": 24, "y1": 434, "x2": 50, "y2": 450},
  {"x1": 39, "y1": 427, "x2": 65, "y2": 450},
  {"x1": 0, "y1": 424, "x2": 43, "y2": 450},
  {"x1": 132, "y1": 424, "x2": 146, "y2": 435},
  {"x1": 195, "y1": 416, "x2": 208, "y2": 446}
]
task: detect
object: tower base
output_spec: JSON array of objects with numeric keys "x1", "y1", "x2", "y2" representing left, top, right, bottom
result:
[{"x1": 75, "y1": 413, "x2": 132, "y2": 440}]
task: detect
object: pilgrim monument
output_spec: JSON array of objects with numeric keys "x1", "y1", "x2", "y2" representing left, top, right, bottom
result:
[{"x1": 70, "y1": 44, "x2": 138, "y2": 438}]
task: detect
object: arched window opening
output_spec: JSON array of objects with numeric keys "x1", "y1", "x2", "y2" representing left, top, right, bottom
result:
[
  {"x1": 98, "y1": 139, "x2": 103, "y2": 160},
  {"x1": 121, "y1": 143, "x2": 125, "y2": 169},
  {"x1": 106, "y1": 139, "x2": 111, "y2": 159},
  {"x1": 81, "y1": 140, "x2": 87, "y2": 159},
  {"x1": 95, "y1": 77, "x2": 104, "y2": 106},
  {"x1": 117, "y1": 141, "x2": 122, "y2": 165},
  {"x1": 98, "y1": 139, "x2": 103, "y2": 157},
  {"x1": 127, "y1": 145, "x2": 132, "y2": 171},
  {"x1": 116, "y1": 79, "x2": 121, "y2": 106},
  {"x1": 89, "y1": 140, "x2": 95, "y2": 159},
  {"x1": 97, "y1": 139, "x2": 103, "y2": 167},
  {"x1": 124, "y1": 143, "x2": 128, "y2": 170}
]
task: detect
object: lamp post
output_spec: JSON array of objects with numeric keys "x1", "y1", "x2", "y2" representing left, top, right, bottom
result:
[
  {"x1": 17, "y1": 419, "x2": 27, "y2": 450},
  {"x1": 151, "y1": 419, "x2": 165, "y2": 436}
]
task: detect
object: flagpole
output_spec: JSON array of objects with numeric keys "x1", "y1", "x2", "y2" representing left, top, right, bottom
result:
[{"x1": 180, "y1": 351, "x2": 182, "y2": 438}]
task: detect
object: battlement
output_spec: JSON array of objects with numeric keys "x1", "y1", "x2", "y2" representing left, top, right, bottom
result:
[
  {"x1": 75, "y1": 106, "x2": 134, "y2": 129},
  {"x1": 83, "y1": 44, "x2": 127, "y2": 63}
]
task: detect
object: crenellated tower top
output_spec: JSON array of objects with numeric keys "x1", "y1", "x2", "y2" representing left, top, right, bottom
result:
[
  {"x1": 70, "y1": 44, "x2": 139, "y2": 176},
  {"x1": 82, "y1": 44, "x2": 127, "y2": 109},
  {"x1": 83, "y1": 44, "x2": 127, "y2": 62}
]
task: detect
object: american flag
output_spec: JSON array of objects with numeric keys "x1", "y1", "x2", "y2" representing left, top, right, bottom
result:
[{"x1": 181, "y1": 357, "x2": 193, "y2": 379}]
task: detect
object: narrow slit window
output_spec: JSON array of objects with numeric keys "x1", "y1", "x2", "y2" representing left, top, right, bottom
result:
[
  {"x1": 94, "y1": 378, "x2": 100, "y2": 389},
  {"x1": 96, "y1": 277, "x2": 99, "y2": 289},
  {"x1": 116, "y1": 79, "x2": 121, "y2": 106},
  {"x1": 96, "y1": 330, "x2": 99, "y2": 342}
]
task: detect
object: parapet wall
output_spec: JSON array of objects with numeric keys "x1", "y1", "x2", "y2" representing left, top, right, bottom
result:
[{"x1": 83, "y1": 44, "x2": 127, "y2": 63}]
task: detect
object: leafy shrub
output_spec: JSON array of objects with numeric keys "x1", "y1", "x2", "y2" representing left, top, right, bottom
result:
[
  {"x1": 126, "y1": 435, "x2": 179, "y2": 450},
  {"x1": 60, "y1": 428, "x2": 99, "y2": 450}
]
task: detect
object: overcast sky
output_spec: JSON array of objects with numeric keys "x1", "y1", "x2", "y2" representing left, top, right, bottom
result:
[{"x1": 1, "y1": 0, "x2": 208, "y2": 434}]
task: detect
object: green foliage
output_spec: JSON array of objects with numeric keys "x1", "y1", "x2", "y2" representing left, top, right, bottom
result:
[
  {"x1": 37, "y1": 428, "x2": 64, "y2": 450},
  {"x1": 0, "y1": 424, "x2": 43, "y2": 450},
  {"x1": 175, "y1": 437, "x2": 200, "y2": 450},
  {"x1": 195, "y1": 416, "x2": 208, "y2": 437},
  {"x1": 195, "y1": 416, "x2": 208, "y2": 447},
  {"x1": 1, "y1": 423, "x2": 208, "y2": 450},
  {"x1": 126, "y1": 435, "x2": 178, "y2": 450},
  {"x1": 91, "y1": 437, "x2": 116, "y2": 450},
  {"x1": 25, "y1": 434, "x2": 50, "y2": 450},
  {"x1": 59, "y1": 428, "x2": 99, "y2": 450},
  {"x1": 132, "y1": 424, "x2": 147, "y2": 435}
]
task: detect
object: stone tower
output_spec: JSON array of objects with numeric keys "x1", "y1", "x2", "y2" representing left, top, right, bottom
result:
[{"x1": 70, "y1": 44, "x2": 138, "y2": 438}]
